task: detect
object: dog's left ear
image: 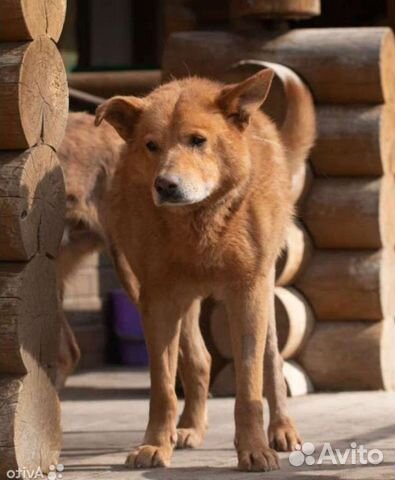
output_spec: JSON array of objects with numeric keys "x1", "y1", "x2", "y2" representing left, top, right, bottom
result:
[
  {"x1": 217, "y1": 69, "x2": 274, "y2": 129},
  {"x1": 95, "y1": 96, "x2": 145, "y2": 142}
]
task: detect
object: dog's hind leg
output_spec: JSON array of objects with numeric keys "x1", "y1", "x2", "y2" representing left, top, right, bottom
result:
[
  {"x1": 265, "y1": 297, "x2": 302, "y2": 451},
  {"x1": 56, "y1": 229, "x2": 103, "y2": 388},
  {"x1": 176, "y1": 299, "x2": 211, "y2": 449}
]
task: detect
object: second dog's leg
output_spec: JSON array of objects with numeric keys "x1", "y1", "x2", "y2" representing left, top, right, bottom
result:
[
  {"x1": 125, "y1": 295, "x2": 185, "y2": 469},
  {"x1": 177, "y1": 299, "x2": 211, "y2": 449},
  {"x1": 265, "y1": 299, "x2": 302, "y2": 451}
]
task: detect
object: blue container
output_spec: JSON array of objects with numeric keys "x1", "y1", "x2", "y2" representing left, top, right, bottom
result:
[{"x1": 109, "y1": 289, "x2": 149, "y2": 366}]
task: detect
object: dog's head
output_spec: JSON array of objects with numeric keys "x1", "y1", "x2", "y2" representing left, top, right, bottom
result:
[{"x1": 95, "y1": 69, "x2": 274, "y2": 208}]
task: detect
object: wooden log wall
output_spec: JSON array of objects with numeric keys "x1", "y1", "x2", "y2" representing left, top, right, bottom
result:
[
  {"x1": 0, "y1": 0, "x2": 67, "y2": 476},
  {"x1": 164, "y1": 10, "x2": 395, "y2": 393}
]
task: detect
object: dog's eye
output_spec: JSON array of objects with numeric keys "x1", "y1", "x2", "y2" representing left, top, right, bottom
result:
[
  {"x1": 146, "y1": 141, "x2": 159, "y2": 152},
  {"x1": 189, "y1": 135, "x2": 206, "y2": 147}
]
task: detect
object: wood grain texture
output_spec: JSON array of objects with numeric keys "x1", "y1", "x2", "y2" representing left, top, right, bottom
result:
[
  {"x1": 0, "y1": 0, "x2": 66, "y2": 42},
  {"x1": 0, "y1": 146, "x2": 65, "y2": 261},
  {"x1": 0, "y1": 37, "x2": 68, "y2": 149},
  {"x1": 163, "y1": 28, "x2": 395, "y2": 104},
  {"x1": 311, "y1": 105, "x2": 395, "y2": 176},
  {"x1": 231, "y1": 0, "x2": 321, "y2": 19},
  {"x1": 302, "y1": 177, "x2": 395, "y2": 249},
  {"x1": 295, "y1": 249, "x2": 395, "y2": 321},
  {"x1": 298, "y1": 318, "x2": 395, "y2": 391},
  {"x1": 0, "y1": 255, "x2": 62, "y2": 475}
]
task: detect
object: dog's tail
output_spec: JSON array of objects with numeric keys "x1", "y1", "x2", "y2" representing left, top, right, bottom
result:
[{"x1": 262, "y1": 62, "x2": 316, "y2": 198}]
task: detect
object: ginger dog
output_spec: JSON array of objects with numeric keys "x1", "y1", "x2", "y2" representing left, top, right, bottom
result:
[
  {"x1": 90, "y1": 66, "x2": 315, "y2": 471},
  {"x1": 57, "y1": 65, "x2": 315, "y2": 471}
]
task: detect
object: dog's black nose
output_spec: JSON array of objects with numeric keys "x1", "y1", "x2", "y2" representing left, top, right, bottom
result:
[{"x1": 154, "y1": 175, "x2": 180, "y2": 199}]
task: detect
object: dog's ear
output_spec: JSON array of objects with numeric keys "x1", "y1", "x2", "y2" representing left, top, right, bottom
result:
[
  {"x1": 217, "y1": 69, "x2": 274, "y2": 129},
  {"x1": 95, "y1": 96, "x2": 145, "y2": 141}
]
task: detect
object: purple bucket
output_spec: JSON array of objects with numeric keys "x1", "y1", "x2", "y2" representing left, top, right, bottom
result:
[{"x1": 109, "y1": 289, "x2": 148, "y2": 366}]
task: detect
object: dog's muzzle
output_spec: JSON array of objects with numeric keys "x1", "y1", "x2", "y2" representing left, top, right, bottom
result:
[{"x1": 154, "y1": 175, "x2": 185, "y2": 204}]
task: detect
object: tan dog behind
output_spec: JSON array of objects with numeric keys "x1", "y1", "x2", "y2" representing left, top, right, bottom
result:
[{"x1": 85, "y1": 67, "x2": 316, "y2": 471}]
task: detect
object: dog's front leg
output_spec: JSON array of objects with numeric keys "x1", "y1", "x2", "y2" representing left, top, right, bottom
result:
[
  {"x1": 225, "y1": 275, "x2": 280, "y2": 472},
  {"x1": 125, "y1": 294, "x2": 183, "y2": 469}
]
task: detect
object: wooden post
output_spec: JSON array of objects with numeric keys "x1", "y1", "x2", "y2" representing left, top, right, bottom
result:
[{"x1": 0, "y1": 0, "x2": 67, "y2": 475}]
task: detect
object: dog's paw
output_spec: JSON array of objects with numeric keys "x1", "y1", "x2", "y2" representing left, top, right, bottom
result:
[
  {"x1": 268, "y1": 417, "x2": 302, "y2": 452},
  {"x1": 237, "y1": 444, "x2": 279, "y2": 472},
  {"x1": 176, "y1": 427, "x2": 204, "y2": 449},
  {"x1": 125, "y1": 445, "x2": 172, "y2": 469}
]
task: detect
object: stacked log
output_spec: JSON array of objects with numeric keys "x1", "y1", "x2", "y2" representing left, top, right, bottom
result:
[
  {"x1": 164, "y1": 19, "x2": 395, "y2": 393},
  {"x1": 0, "y1": 1, "x2": 67, "y2": 476}
]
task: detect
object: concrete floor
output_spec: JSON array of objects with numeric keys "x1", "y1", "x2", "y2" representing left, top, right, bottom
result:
[{"x1": 60, "y1": 368, "x2": 395, "y2": 480}]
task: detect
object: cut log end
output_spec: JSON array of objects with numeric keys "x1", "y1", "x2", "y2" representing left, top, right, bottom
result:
[
  {"x1": 0, "y1": 0, "x2": 67, "y2": 42},
  {"x1": 0, "y1": 37, "x2": 68, "y2": 149},
  {"x1": 0, "y1": 146, "x2": 66, "y2": 261},
  {"x1": 283, "y1": 360, "x2": 314, "y2": 396},
  {"x1": 275, "y1": 287, "x2": 315, "y2": 359},
  {"x1": 276, "y1": 221, "x2": 312, "y2": 286},
  {"x1": 0, "y1": 373, "x2": 61, "y2": 476}
]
